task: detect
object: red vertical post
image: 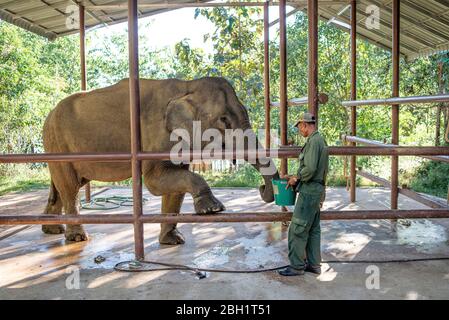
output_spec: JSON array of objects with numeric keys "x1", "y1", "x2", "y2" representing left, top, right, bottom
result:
[
  {"x1": 350, "y1": 0, "x2": 357, "y2": 203},
  {"x1": 308, "y1": 0, "x2": 319, "y2": 125},
  {"x1": 128, "y1": 0, "x2": 144, "y2": 261},
  {"x1": 391, "y1": 0, "x2": 400, "y2": 210},
  {"x1": 279, "y1": 0, "x2": 288, "y2": 176},
  {"x1": 79, "y1": 4, "x2": 91, "y2": 203},
  {"x1": 264, "y1": 1, "x2": 271, "y2": 149}
]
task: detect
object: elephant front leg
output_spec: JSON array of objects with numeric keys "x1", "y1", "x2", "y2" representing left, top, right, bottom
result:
[
  {"x1": 159, "y1": 193, "x2": 186, "y2": 245},
  {"x1": 144, "y1": 164, "x2": 225, "y2": 214}
]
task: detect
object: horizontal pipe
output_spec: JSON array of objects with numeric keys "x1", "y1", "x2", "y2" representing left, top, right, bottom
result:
[
  {"x1": 0, "y1": 153, "x2": 131, "y2": 163},
  {"x1": 342, "y1": 94, "x2": 449, "y2": 107},
  {"x1": 343, "y1": 134, "x2": 393, "y2": 147},
  {"x1": 1, "y1": 146, "x2": 449, "y2": 164},
  {"x1": 1, "y1": 210, "x2": 449, "y2": 225},
  {"x1": 357, "y1": 170, "x2": 445, "y2": 209},
  {"x1": 342, "y1": 135, "x2": 449, "y2": 163},
  {"x1": 271, "y1": 93, "x2": 328, "y2": 107},
  {"x1": 138, "y1": 147, "x2": 449, "y2": 159}
]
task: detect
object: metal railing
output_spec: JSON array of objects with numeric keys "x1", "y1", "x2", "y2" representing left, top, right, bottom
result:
[{"x1": 2, "y1": 0, "x2": 449, "y2": 263}]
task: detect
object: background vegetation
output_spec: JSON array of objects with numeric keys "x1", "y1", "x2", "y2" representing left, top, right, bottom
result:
[{"x1": 0, "y1": 7, "x2": 448, "y2": 198}]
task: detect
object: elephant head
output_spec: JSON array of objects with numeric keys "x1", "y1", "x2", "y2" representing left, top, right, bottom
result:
[{"x1": 165, "y1": 77, "x2": 279, "y2": 203}]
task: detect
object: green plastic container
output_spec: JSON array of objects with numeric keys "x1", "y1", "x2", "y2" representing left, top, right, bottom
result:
[{"x1": 272, "y1": 179, "x2": 296, "y2": 206}]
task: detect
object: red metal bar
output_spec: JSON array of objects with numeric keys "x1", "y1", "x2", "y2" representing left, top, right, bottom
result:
[
  {"x1": 264, "y1": 1, "x2": 271, "y2": 149},
  {"x1": 279, "y1": 0, "x2": 288, "y2": 176},
  {"x1": 391, "y1": 0, "x2": 400, "y2": 210},
  {"x1": 308, "y1": 0, "x2": 319, "y2": 122},
  {"x1": 79, "y1": 4, "x2": 91, "y2": 203},
  {"x1": 350, "y1": 0, "x2": 357, "y2": 203},
  {"x1": 2, "y1": 146, "x2": 449, "y2": 165},
  {"x1": 1, "y1": 209, "x2": 449, "y2": 225},
  {"x1": 342, "y1": 94, "x2": 449, "y2": 107},
  {"x1": 137, "y1": 147, "x2": 449, "y2": 159},
  {"x1": 0, "y1": 153, "x2": 131, "y2": 163},
  {"x1": 128, "y1": 0, "x2": 144, "y2": 261}
]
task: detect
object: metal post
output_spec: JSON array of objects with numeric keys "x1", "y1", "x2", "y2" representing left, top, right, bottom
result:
[
  {"x1": 436, "y1": 62, "x2": 443, "y2": 146},
  {"x1": 79, "y1": 4, "x2": 91, "y2": 203},
  {"x1": 264, "y1": 1, "x2": 271, "y2": 149},
  {"x1": 128, "y1": 0, "x2": 144, "y2": 261},
  {"x1": 391, "y1": 0, "x2": 400, "y2": 210},
  {"x1": 350, "y1": 0, "x2": 357, "y2": 203},
  {"x1": 279, "y1": 0, "x2": 288, "y2": 176},
  {"x1": 308, "y1": 0, "x2": 319, "y2": 124}
]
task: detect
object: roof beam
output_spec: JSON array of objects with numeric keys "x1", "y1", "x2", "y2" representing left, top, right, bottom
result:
[
  {"x1": 80, "y1": 1, "x2": 350, "y2": 10},
  {"x1": 368, "y1": 0, "x2": 449, "y2": 42},
  {"x1": 0, "y1": 0, "x2": 31, "y2": 9},
  {"x1": 402, "y1": 0, "x2": 449, "y2": 29},
  {"x1": 0, "y1": 8, "x2": 57, "y2": 40},
  {"x1": 269, "y1": 7, "x2": 303, "y2": 27},
  {"x1": 354, "y1": 7, "x2": 436, "y2": 49},
  {"x1": 78, "y1": 0, "x2": 114, "y2": 23},
  {"x1": 39, "y1": 0, "x2": 68, "y2": 18},
  {"x1": 319, "y1": 6, "x2": 418, "y2": 55}
]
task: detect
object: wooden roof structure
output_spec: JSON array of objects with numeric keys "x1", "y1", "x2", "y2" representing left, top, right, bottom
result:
[{"x1": 1, "y1": 1, "x2": 449, "y2": 60}]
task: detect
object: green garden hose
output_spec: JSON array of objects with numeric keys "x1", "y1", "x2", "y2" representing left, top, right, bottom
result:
[{"x1": 81, "y1": 195, "x2": 148, "y2": 210}]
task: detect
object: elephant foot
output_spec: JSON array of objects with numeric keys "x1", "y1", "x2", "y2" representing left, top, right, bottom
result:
[
  {"x1": 42, "y1": 224, "x2": 65, "y2": 234},
  {"x1": 193, "y1": 191, "x2": 225, "y2": 214},
  {"x1": 159, "y1": 228, "x2": 185, "y2": 245},
  {"x1": 65, "y1": 225, "x2": 89, "y2": 242}
]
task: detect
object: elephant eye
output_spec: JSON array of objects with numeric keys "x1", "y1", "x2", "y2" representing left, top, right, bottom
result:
[
  {"x1": 218, "y1": 116, "x2": 231, "y2": 129},
  {"x1": 219, "y1": 116, "x2": 230, "y2": 128}
]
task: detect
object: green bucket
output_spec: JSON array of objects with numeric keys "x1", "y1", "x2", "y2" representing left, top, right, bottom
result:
[{"x1": 272, "y1": 179, "x2": 296, "y2": 206}]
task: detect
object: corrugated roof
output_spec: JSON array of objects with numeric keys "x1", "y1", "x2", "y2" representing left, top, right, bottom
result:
[
  {"x1": 0, "y1": 0, "x2": 213, "y2": 40},
  {"x1": 299, "y1": 0, "x2": 449, "y2": 60},
  {"x1": 1, "y1": 1, "x2": 449, "y2": 60}
]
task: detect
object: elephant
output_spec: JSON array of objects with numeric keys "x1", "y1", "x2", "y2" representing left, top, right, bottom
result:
[{"x1": 41, "y1": 77, "x2": 279, "y2": 244}]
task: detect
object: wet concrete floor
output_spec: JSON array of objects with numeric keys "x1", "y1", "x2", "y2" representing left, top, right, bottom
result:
[{"x1": 0, "y1": 187, "x2": 448, "y2": 299}]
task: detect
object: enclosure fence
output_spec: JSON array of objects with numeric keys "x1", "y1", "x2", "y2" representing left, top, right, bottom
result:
[{"x1": 0, "y1": 1, "x2": 449, "y2": 261}]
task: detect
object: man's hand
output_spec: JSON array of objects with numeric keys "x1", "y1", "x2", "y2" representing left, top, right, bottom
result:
[{"x1": 283, "y1": 175, "x2": 298, "y2": 190}]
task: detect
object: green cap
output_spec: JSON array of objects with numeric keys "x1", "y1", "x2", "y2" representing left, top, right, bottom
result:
[{"x1": 294, "y1": 112, "x2": 316, "y2": 127}]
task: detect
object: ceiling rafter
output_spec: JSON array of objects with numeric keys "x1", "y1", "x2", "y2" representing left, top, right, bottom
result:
[{"x1": 0, "y1": 0, "x2": 448, "y2": 59}]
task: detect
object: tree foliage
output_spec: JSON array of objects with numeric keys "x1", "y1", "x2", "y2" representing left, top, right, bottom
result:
[{"x1": 0, "y1": 8, "x2": 448, "y2": 194}]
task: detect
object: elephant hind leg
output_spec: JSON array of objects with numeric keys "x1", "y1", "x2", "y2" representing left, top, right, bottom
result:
[
  {"x1": 42, "y1": 180, "x2": 65, "y2": 235},
  {"x1": 158, "y1": 193, "x2": 186, "y2": 245},
  {"x1": 50, "y1": 163, "x2": 87, "y2": 242}
]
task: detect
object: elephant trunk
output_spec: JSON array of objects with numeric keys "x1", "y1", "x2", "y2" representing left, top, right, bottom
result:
[
  {"x1": 251, "y1": 156, "x2": 279, "y2": 203},
  {"x1": 244, "y1": 132, "x2": 279, "y2": 203}
]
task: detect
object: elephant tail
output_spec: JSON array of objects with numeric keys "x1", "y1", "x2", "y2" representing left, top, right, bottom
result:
[{"x1": 47, "y1": 180, "x2": 59, "y2": 206}]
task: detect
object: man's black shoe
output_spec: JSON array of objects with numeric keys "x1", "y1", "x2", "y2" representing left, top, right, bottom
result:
[
  {"x1": 278, "y1": 266, "x2": 305, "y2": 276},
  {"x1": 305, "y1": 264, "x2": 321, "y2": 275}
]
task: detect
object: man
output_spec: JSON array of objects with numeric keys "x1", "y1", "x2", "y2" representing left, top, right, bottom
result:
[{"x1": 278, "y1": 112, "x2": 329, "y2": 276}]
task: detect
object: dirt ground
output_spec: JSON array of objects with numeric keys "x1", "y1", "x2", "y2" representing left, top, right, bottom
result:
[{"x1": 0, "y1": 187, "x2": 448, "y2": 300}]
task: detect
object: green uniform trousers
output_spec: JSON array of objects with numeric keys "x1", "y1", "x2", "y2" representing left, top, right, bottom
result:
[{"x1": 288, "y1": 191, "x2": 321, "y2": 269}]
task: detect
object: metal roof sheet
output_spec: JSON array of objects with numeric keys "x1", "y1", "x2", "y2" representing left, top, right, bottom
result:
[{"x1": 1, "y1": 1, "x2": 449, "y2": 60}]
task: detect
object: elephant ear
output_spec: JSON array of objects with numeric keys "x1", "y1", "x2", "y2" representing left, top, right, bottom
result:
[{"x1": 165, "y1": 94, "x2": 195, "y2": 135}]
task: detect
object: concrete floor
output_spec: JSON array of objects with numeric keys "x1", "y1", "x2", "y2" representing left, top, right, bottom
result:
[{"x1": 0, "y1": 187, "x2": 448, "y2": 300}]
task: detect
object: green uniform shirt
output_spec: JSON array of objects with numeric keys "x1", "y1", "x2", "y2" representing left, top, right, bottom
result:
[{"x1": 295, "y1": 130, "x2": 329, "y2": 197}]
